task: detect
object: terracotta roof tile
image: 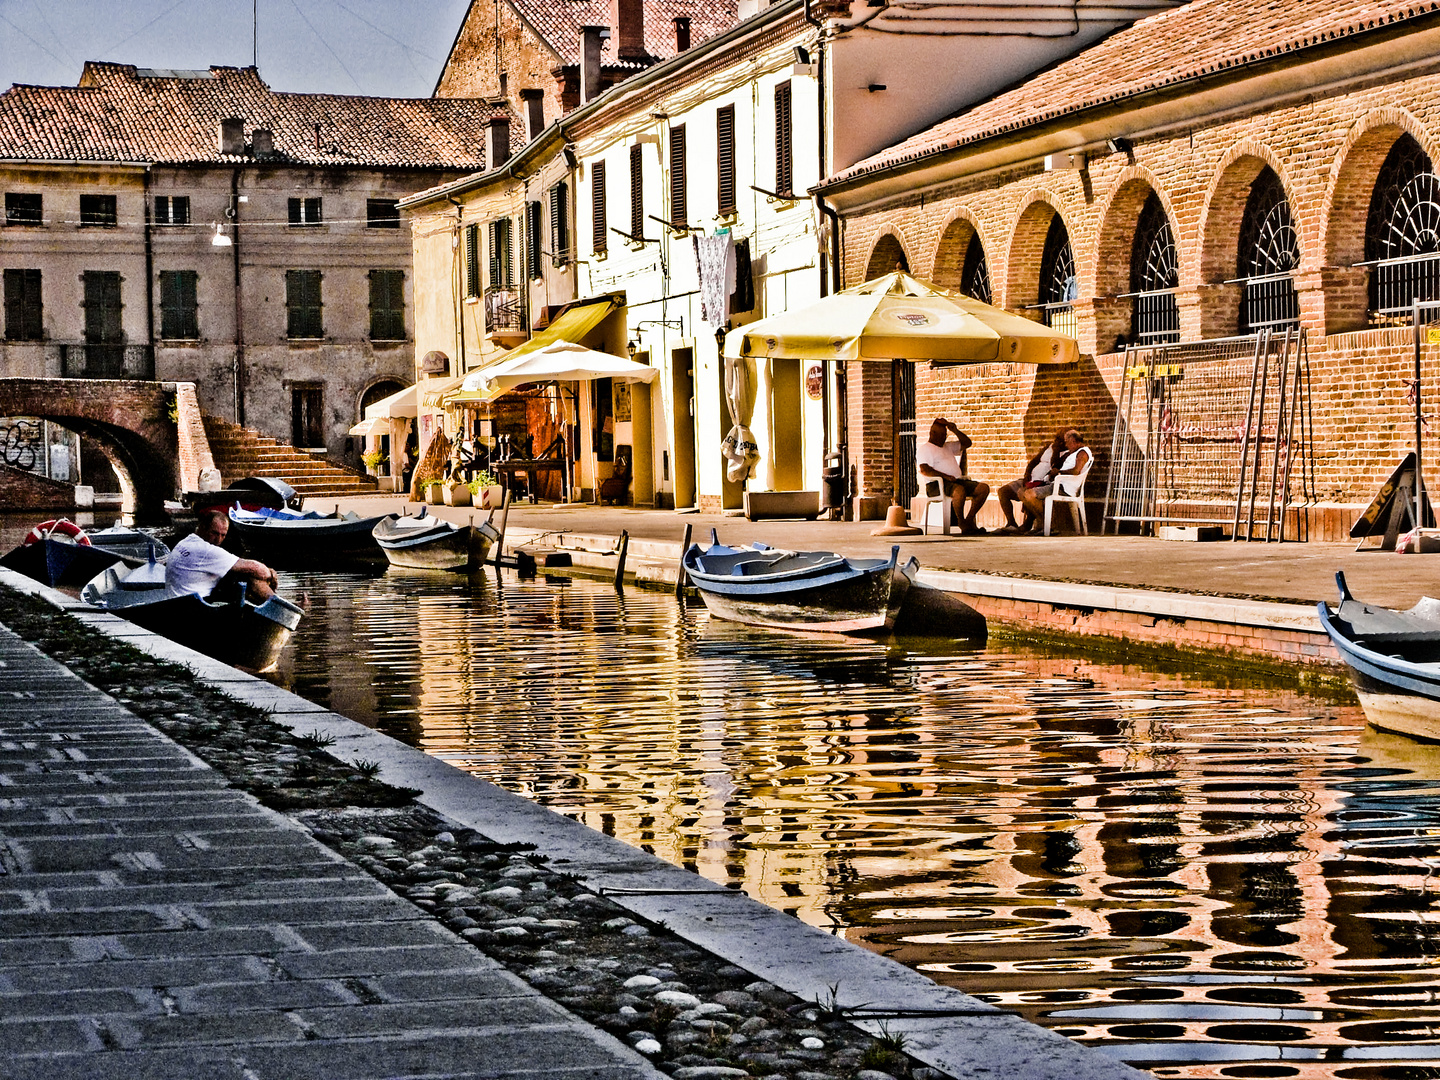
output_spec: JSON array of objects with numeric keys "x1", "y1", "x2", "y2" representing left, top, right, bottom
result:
[
  {"x1": 513, "y1": 0, "x2": 738, "y2": 64},
  {"x1": 832, "y1": 0, "x2": 1440, "y2": 183},
  {"x1": 0, "y1": 63, "x2": 506, "y2": 169}
]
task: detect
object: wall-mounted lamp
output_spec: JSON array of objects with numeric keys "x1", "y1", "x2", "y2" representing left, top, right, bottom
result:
[
  {"x1": 793, "y1": 46, "x2": 810, "y2": 65},
  {"x1": 714, "y1": 324, "x2": 728, "y2": 351},
  {"x1": 562, "y1": 144, "x2": 578, "y2": 169},
  {"x1": 636, "y1": 319, "x2": 683, "y2": 334},
  {"x1": 1106, "y1": 136, "x2": 1134, "y2": 156},
  {"x1": 210, "y1": 224, "x2": 232, "y2": 247},
  {"x1": 626, "y1": 339, "x2": 638, "y2": 358},
  {"x1": 866, "y1": 84, "x2": 886, "y2": 93}
]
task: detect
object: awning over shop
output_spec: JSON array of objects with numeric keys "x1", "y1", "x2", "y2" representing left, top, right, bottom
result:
[
  {"x1": 447, "y1": 294, "x2": 624, "y2": 405},
  {"x1": 362, "y1": 383, "x2": 418, "y2": 420},
  {"x1": 420, "y1": 374, "x2": 465, "y2": 407},
  {"x1": 347, "y1": 416, "x2": 384, "y2": 437}
]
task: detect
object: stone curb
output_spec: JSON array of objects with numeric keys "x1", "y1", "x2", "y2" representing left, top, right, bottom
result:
[{"x1": 0, "y1": 567, "x2": 1147, "y2": 1080}]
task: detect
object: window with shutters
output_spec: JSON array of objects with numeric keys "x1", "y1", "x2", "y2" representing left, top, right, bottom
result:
[
  {"x1": 158, "y1": 270, "x2": 198, "y2": 339},
  {"x1": 366, "y1": 199, "x2": 400, "y2": 228},
  {"x1": 368, "y1": 270, "x2": 405, "y2": 340},
  {"x1": 285, "y1": 270, "x2": 323, "y2": 338},
  {"x1": 526, "y1": 201, "x2": 542, "y2": 279},
  {"x1": 154, "y1": 196, "x2": 190, "y2": 226},
  {"x1": 630, "y1": 143, "x2": 644, "y2": 239},
  {"x1": 5, "y1": 193, "x2": 42, "y2": 226},
  {"x1": 717, "y1": 105, "x2": 736, "y2": 215},
  {"x1": 80, "y1": 194, "x2": 117, "y2": 227},
  {"x1": 549, "y1": 181, "x2": 570, "y2": 264},
  {"x1": 592, "y1": 160, "x2": 608, "y2": 253},
  {"x1": 669, "y1": 125, "x2": 687, "y2": 228},
  {"x1": 775, "y1": 82, "x2": 793, "y2": 197},
  {"x1": 487, "y1": 218, "x2": 514, "y2": 288},
  {"x1": 288, "y1": 197, "x2": 322, "y2": 226},
  {"x1": 464, "y1": 223, "x2": 481, "y2": 298},
  {"x1": 3, "y1": 269, "x2": 42, "y2": 340}
]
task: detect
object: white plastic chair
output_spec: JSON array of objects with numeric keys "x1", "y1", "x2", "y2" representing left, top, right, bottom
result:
[
  {"x1": 917, "y1": 476, "x2": 951, "y2": 535},
  {"x1": 1043, "y1": 455, "x2": 1094, "y2": 535}
]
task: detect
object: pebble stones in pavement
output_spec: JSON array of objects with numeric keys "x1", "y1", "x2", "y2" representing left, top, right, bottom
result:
[{"x1": 0, "y1": 584, "x2": 942, "y2": 1080}]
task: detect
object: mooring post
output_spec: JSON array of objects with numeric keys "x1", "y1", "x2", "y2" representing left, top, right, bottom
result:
[
  {"x1": 674, "y1": 522, "x2": 692, "y2": 597},
  {"x1": 493, "y1": 489, "x2": 512, "y2": 566},
  {"x1": 614, "y1": 529, "x2": 629, "y2": 592}
]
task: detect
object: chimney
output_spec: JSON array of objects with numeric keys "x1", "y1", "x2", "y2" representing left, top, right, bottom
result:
[
  {"x1": 520, "y1": 88, "x2": 545, "y2": 143},
  {"x1": 251, "y1": 128, "x2": 274, "y2": 157},
  {"x1": 218, "y1": 117, "x2": 245, "y2": 156},
  {"x1": 674, "y1": 17, "x2": 691, "y2": 52},
  {"x1": 580, "y1": 26, "x2": 608, "y2": 104},
  {"x1": 610, "y1": 0, "x2": 645, "y2": 61},
  {"x1": 488, "y1": 116, "x2": 511, "y2": 168}
]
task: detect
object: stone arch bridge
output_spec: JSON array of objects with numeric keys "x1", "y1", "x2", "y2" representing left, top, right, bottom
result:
[{"x1": 0, "y1": 379, "x2": 205, "y2": 521}]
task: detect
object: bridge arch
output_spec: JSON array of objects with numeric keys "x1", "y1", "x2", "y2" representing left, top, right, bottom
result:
[{"x1": 0, "y1": 380, "x2": 182, "y2": 521}]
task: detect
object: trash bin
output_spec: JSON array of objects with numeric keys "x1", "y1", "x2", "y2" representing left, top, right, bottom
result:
[{"x1": 819, "y1": 452, "x2": 846, "y2": 510}]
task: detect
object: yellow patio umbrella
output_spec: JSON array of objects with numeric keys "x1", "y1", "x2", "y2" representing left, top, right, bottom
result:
[{"x1": 722, "y1": 271, "x2": 1079, "y2": 366}]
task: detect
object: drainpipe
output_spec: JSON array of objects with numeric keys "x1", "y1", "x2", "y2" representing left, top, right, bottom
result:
[
  {"x1": 142, "y1": 167, "x2": 155, "y2": 373},
  {"x1": 230, "y1": 168, "x2": 245, "y2": 426},
  {"x1": 448, "y1": 197, "x2": 466, "y2": 371}
]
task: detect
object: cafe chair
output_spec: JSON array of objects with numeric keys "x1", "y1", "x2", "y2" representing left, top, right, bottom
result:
[
  {"x1": 917, "y1": 475, "x2": 951, "y2": 535},
  {"x1": 1043, "y1": 457, "x2": 1094, "y2": 536}
]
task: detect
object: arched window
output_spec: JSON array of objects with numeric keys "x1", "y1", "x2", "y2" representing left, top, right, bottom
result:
[
  {"x1": 1038, "y1": 213, "x2": 1077, "y2": 336},
  {"x1": 1130, "y1": 192, "x2": 1179, "y2": 345},
  {"x1": 960, "y1": 233, "x2": 992, "y2": 305},
  {"x1": 1236, "y1": 167, "x2": 1300, "y2": 333},
  {"x1": 1365, "y1": 134, "x2": 1440, "y2": 321}
]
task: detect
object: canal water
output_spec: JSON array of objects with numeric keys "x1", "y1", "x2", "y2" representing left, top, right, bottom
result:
[{"x1": 276, "y1": 567, "x2": 1440, "y2": 1076}]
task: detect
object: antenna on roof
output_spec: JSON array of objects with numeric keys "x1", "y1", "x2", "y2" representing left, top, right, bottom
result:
[{"x1": 253, "y1": 0, "x2": 258, "y2": 69}]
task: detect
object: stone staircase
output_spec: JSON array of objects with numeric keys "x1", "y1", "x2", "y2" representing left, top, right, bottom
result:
[{"x1": 201, "y1": 414, "x2": 378, "y2": 501}]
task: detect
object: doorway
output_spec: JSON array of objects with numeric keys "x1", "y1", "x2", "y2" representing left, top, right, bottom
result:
[
  {"x1": 770, "y1": 357, "x2": 803, "y2": 490},
  {"x1": 718, "y1": 356, "x2": 741, "y2": 510},
  {"x1": 292, "y1": 384, "x2": 325, "y2": 449},
  {"x1": 893, "y1": 359, "x2": 917, "y2": 505},
  {"x1": 630, "y1": 358, "x2": 654, "y2": 506},
  {"x1": 670, "y1": 346, "x2": 697, "y2": 509}
]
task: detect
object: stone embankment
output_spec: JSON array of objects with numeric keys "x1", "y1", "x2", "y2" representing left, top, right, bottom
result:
[{"x1": 0, "y1": 571, "x2": 1146, "y2": 1080}]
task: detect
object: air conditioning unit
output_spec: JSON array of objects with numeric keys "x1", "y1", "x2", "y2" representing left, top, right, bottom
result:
[{"x1": 1044, "y1": 151, "x2": 1086, "y2": 172}]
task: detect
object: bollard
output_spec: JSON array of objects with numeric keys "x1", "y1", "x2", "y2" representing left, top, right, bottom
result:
[
  {"x1": 614, "y1": 529, "x2": 629, "y2": 592},
  {"x1": 493, "y1": 488, "x2": 512, "y2": 566},
  {"x1": 675, "y1": 522, "x2": 692, "y2": 597}
]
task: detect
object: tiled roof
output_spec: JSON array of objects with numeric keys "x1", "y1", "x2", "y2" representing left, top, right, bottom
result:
[
  {"x1": 0, "y1": 63, "x2": 507, "y2": 169},
  {"x1": 831, "y1": 0, "x2": 1440, "y2": 183},
  {"x1": 512, "y1": 0, "x2": 738, "y2": 64}
]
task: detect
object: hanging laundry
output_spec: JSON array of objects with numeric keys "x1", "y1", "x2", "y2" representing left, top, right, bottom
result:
[
  {"x1": 730, "y1": 238, "x2": 754, "y2": 314},
  {"x1": 694, "y1": 232, "x2": 736, "y2": 327}
]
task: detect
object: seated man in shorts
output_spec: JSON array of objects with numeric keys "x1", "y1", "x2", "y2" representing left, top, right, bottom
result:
[
  {"x1": 917, "y1": 417, "x2": 989, "y2": 534},
  {"x1": 998, "y1": 430, "x2": 1066, "y2": 534},
  {"x1": 166, "y1": 509, "x2": 278, "y2": 602},
  {"x1": 1019, "y1": 428, "x2": 1092, "y2": 529}
]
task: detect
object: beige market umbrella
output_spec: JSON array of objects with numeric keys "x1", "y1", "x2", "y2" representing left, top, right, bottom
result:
[{"x1": 722, "y1": 271, "x2": 1079, "y2": 366}]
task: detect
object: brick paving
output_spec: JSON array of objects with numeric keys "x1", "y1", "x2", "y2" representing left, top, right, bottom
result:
[{"x1": 0, "y1": 623, "x2": 660, "y2": 1080}]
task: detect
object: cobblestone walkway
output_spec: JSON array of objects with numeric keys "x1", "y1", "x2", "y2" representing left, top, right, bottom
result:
[{"x1": 0, "y1": 623, "x2": 661, "y2": 1080}]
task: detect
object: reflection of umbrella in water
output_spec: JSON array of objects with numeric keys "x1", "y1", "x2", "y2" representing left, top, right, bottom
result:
[{"x1": 720, "y1": 271, "x2": 1078, "y2": 483}]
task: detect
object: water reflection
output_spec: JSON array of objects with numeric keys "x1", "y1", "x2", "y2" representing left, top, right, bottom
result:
[{"x1": 275, "y1": 568, "x2": 1440, "y2": 1078}]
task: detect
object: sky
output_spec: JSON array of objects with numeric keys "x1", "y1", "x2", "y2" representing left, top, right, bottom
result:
[{"x1": 0, "y1": 0, "x2": 475, "y2": 98}]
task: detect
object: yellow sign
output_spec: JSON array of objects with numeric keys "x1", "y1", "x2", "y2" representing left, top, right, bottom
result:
[
  {"x1": 1427, "y1": 326, "x2": 1440, "y2": 344},
  {"x1": 1125, "y1": 363, "x2": 1184, "y2": 379}
]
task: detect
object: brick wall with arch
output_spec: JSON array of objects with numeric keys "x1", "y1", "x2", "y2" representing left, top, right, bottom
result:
[{"x1": 833, "y1": 64, "x2": 1440, "y2": 534}]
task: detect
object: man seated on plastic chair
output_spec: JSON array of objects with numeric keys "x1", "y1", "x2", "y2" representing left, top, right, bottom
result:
[
  {"x1": 917, "y1": 417, "x2": 990, "y2": 535},
  {"x1": 1019, "y1": 428, "x2": 1091, "y2": 533}
]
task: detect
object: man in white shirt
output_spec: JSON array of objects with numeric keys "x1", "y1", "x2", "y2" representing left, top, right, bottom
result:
[
  {"x1": 917, "y1": 417, "x2": 990, "y2": 534},
  {"x1": 998, "y1": 430, "x2": 1066, "y2": 534},
  {"x1": 1019, "y1": 428, "x2": 1092, "y2": 527},
  {"x1": 167, "y1": 510, "x2": 278, "y2": 602}
]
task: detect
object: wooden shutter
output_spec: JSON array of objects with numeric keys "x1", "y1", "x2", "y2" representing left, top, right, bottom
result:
[
  {"x1": 549, "y1": 181, "x2": 569, "y2": 262},
  {"x1": 159, "y1": 270, "x2": 198, "y2": 339},
  {"x1": 526, "y1": 201, "x2": 542, "y2": 279},
  {"x1": 717, "y1": 105, "x2": 736, "y2": 215},
  {"x1": 669, "y1": 125, "x2": 687, "y2": 227},
  {"x1": 487, "y1": 220, "x2": 500, "y2": 286},
  {"x1": 3, "y1": 268, "x2": 42, "y2": 341},
  {"x1": 464, "y1": 223, "x2": 481, "y2": 298},
  {"x1": 286, "y1": 270, "x2": 322, "y2": 338},
  {"x1": 592, "y1": 160, "x2": 607, "y2": 252},
  {"x1": 775, "y1": 81, "x2": 793, "y2": 197},
  {"x1": 630, "y1": 143, "x2": 644, "y2": 238},
  {"x1": 368, "y1": 269, "x2": 404, "y2": 340}
]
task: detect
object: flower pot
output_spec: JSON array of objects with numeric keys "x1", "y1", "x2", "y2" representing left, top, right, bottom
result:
[
  {"x1": 477, "y1": 484, "x2": 505, "y2": 509},
  {"x1": 444, "y1": 482, "x2": 471, "y2": 507},
  {"x1": 425, "y1": 482, "x2": 444, "y2": 505}
]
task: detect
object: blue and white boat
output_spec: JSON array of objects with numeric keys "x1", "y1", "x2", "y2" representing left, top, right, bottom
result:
[
  {"x1": 682, "y1": 531, "x2": 920, "y2": 634},
  {"x1": 1318, "y1": 570, "x2": 1440, "y2": 742},
  {"x1": 227, "y1": 505, "x2": 395, "y2": 566}
]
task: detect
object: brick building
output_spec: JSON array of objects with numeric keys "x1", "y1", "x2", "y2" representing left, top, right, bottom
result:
[
  {"x1": 815, "y1": 0, "x2": 1440, "y2": 537},
  {"x1": 0, "y1": 63, "x2": 502, "y2": 464}
]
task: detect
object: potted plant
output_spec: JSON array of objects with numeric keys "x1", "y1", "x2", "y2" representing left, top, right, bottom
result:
[
  {"x1": 468, "y1": 469, "x2": 503, "y2": 509},
  {"x1": 443, "y1": 477, "x2": 471, "y2": 506},
  {"x1": 360, "y1": 449, "x2": 387, "y2": 476}
]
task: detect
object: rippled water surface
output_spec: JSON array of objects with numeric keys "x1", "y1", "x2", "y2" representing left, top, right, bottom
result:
[{"x1": 276, "y1": 566, "x2": 1440, "y2": 1078}]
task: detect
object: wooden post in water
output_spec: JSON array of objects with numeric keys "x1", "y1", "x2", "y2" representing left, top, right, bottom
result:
[
  {"x1": 614, "y1": 530, "x2": 629, "y2": 591},
  {"x1": 493, "y1": 489, "x2": 512, "y2": 566},
  {"x1": 674, "y1": 522, "x2": 692, "y2": 597}
]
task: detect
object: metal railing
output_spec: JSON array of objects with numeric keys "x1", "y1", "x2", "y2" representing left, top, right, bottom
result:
[
  {"x1": 1035, "y1": 301, "x2": 1077, "y2": 338},
  {"x1": 1359, "y1": 251, "x2": 1440, "y2": 324},
  {"x1": 484, "y1": 289, "x2": 526, "y2": 335},
  {"x1": 1125, "y1": 288, "x2": 1181, "y2": 345},
  {"x1": 52, "y1": 343, "x2": 154, "y2": 379},
  {"x1": 1233, "y1": 272, "x2": 1299, "y2": 334}
]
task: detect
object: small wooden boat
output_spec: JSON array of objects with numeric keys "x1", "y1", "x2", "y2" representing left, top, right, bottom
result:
[
  {"x1": 1318, "y1": 570, "x2": 1440, "y2": 741},
  {"x1": 372, "y1": 510, "x2": 500, "y2": 571},
  {"x1": 81, "y1": 560, "x2": 303, "y2": 673},
  {"x1": 682, "y1": 531, "x2": 920, "y2": 634},
  {"x1": 227, "y1": 506, "x2": 396, "y2": 566},
  {"x1": 0, "y1": 519, "x2": 169, "y2": 588}
]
